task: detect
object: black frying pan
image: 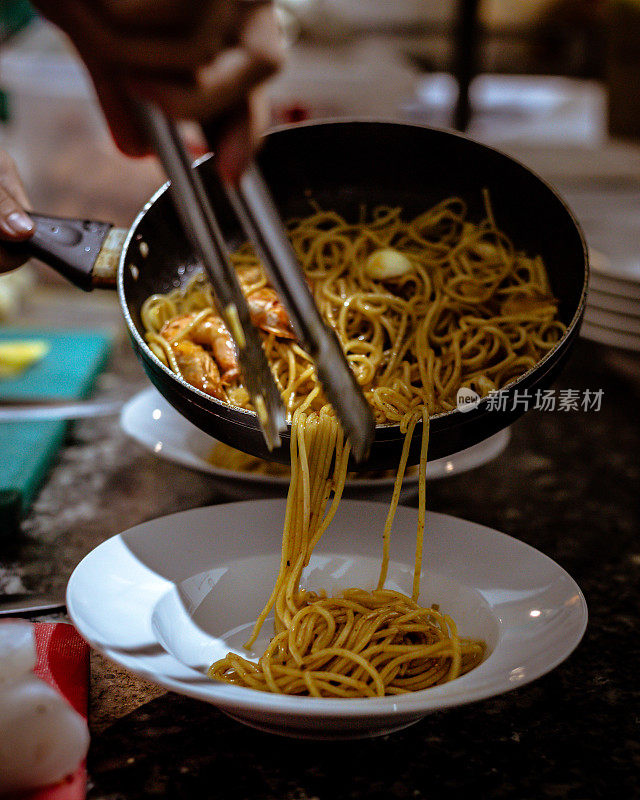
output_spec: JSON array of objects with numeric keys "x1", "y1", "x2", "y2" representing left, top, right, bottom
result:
[{"x1": 16, "y1": 120, "x2": 588, "y2": 470}]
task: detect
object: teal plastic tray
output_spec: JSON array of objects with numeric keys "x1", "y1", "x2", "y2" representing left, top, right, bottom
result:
[{"x1": 0, "y1": 328, "x2": 113, "y2": 531}]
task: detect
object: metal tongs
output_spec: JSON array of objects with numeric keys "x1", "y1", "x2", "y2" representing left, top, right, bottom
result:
[{"x1": 136, "y1": 101, "x2": 375, "y2": 462}]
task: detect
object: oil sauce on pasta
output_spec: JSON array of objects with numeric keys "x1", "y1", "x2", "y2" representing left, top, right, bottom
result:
[{"x1": 140, "y1": 194, "x2": 565, "y2": 697}]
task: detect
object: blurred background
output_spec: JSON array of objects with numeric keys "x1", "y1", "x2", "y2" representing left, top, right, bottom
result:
[{"x1": 0, "y1": 0, "x2": 639, "y2": 339}]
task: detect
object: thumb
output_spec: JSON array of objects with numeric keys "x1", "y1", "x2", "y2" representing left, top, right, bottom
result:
[{"x1": 0, "y1": 181, "x2": 33, "y2": 243}]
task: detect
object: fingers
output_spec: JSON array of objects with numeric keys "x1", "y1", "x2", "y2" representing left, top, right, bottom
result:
[
  {"x1": 129, "y1": 44, "x2": 277, "y2": 122},
  {"x1": 84, "y1": 64, "x2": 151, "y2": 157},
  {"x1": 31, "y1": 0, "x2": 284, "y2": 167},
  {"x1": 48, "y1": 0, "x2": 236, "y2": 74},
  {"x1": 0, "y1": 152, "x2": 33, "y2": 241},
  {"x1": 126, "y1": 5, "x2": 284, "y2": 117},
  {"x1": 95, "y1": 0, "x2": 201, "y2": 31},
  {"x1": 215, "y1": 89, "x2": 271, "y2": 182},
  {"x1": 239, "y1": 2, "x2": 284, "y2": 70},
  {"x1": 127, "y1": 4, "x2": 283, "y2": 165},
  {"x1": 0, "y1": 151, "x2": 33, "y2": 273},
  {"x1": 0, "y1": 150, "x2": 30, "y2": 211},
  {"x1": 124, "y1": 4, "x2": 282, "y2": 165}
]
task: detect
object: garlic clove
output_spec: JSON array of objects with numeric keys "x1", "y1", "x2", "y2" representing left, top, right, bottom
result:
[{"x1": 365, "y1": 248, "x2": 413, "y2": 280}]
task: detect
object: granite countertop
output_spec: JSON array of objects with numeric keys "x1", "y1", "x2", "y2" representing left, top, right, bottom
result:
[
  {"x1": 0, "y1": 59, "x2": 637, "y2": 796},
  {"x1": 1, "y1": 287, "x2": 637, "y2": 800}
]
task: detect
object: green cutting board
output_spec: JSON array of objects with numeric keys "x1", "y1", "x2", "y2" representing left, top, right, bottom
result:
[{"x1": 0, "y1": 328, "x2": 113, "y2": 532}]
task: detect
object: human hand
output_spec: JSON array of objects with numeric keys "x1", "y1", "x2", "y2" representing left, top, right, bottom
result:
[
  {"x1": 0, "y1": 151, "x2": 34, "y2": 273},
  {"x1": 33, "y1": 0, "x2": 285, "y2": 181}
]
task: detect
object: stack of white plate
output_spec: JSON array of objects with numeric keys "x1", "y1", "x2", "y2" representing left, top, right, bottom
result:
[
  {"x1": 584, "y1": 249, "x2": 640, "y2": 352},
  {"x1": 559, "y1": 187, "x2": 640, "y2": 352}
]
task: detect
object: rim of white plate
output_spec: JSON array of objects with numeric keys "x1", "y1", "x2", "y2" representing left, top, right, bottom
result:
[{"x1": 66, "y1": 500, "x2": 588, "y2": 720}]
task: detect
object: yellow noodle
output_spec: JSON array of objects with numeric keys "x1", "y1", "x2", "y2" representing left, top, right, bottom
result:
[
  {"x1": 140, "y1": 197, "x2": 563, "y2": 416},
  {"x1": 141, "y1": 195, "x2": 565, "y2": 697}
]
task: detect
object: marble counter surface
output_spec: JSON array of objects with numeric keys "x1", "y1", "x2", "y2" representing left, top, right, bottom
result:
[{"x1": 1, "y1": 287, "x2": 637, "y2": 799}]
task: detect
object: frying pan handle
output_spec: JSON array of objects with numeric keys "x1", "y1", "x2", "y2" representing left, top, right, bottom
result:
[{"x1": 2, "y1": 213, "x2": 126, "y2": 291}]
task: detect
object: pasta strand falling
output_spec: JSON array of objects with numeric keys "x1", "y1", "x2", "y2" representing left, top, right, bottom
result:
[{"x1": 141, "y1": 196, "x2": 565, "y2": 698}]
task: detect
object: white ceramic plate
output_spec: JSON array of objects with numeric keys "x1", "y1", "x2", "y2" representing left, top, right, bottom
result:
[
  {"x1": 589, "y1": 272, "x2": 640, "y2": 300},
  {"x1": 66, "y1": 500, "x2": 587, "y2": 739},
  {"x1": 566, "y1": 195, "x2": 640, "y2": 282},
  {"x1": 120, "y1": 388, "x2": 511, "y2": 499},
  {"x1": 580, "y1": 319, "x2": 640, "y2": 352},
  {"x1": 584, "y1": 306, "x2": 640, "y2": 336},
  {"x1": 588, "y1": 255, "x2": 640, "y2": 300},
  {"x1": 587, "y1": 287, "x2": 640, "y2": 318}
]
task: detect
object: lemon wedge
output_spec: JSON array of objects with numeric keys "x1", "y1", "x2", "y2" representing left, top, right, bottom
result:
[{"x1": 0, "y1": 340, "x2": 50, "y2": 378}]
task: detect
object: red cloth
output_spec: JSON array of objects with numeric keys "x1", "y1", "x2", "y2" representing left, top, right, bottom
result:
[{"x1": 20, "y1": 623, "x2": 90, "y2": 800}]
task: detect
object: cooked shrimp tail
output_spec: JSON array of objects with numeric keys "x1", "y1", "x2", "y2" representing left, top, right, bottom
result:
[
  {"x1": 247, "y1": 288, "x2": 296, "y2": 339},
  {"x1": 161, "y1": 311, "x2": 239, "y2": 384},
  {"x1": 171, "y1": 339, "x2": 225, "y2": 399}
]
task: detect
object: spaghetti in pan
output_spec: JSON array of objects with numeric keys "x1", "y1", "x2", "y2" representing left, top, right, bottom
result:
[{"x1": 140, "y1": 193, "x2": 566, "y2": 697}]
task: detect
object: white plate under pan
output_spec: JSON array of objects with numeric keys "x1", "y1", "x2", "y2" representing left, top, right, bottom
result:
[
  {"x1": 584, "y1": 306, "x2": 640, "y2": 336},
  {"x1": 587, "y1": 288, "x2": 640, "y2": 318},
  {"x1": 580, "y1": 320, "x2": 640, "y2": 352},
  {"x1": 120, "y1": 387, "x2": 511, "y2": 499}
]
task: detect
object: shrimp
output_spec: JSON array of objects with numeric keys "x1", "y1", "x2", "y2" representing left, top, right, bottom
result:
[
  {"x1": 160, "y1": 312, "x2": 239, "y2": 384},
  {"x1": 246, "y1": 288, "x2": 296, "y2": 339},
  {"x1": 160, "y1": 286, "x2": 295, "y2": 391},
  {"x1": 236, "y1": 264, "x2": 266, "y2": 294},
  {"x1": 195, "y1": 315, "x2": 240, "y2": 384},
  {"x1": 171, "y1": 340, "x2": 225, "y2": 399}
]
